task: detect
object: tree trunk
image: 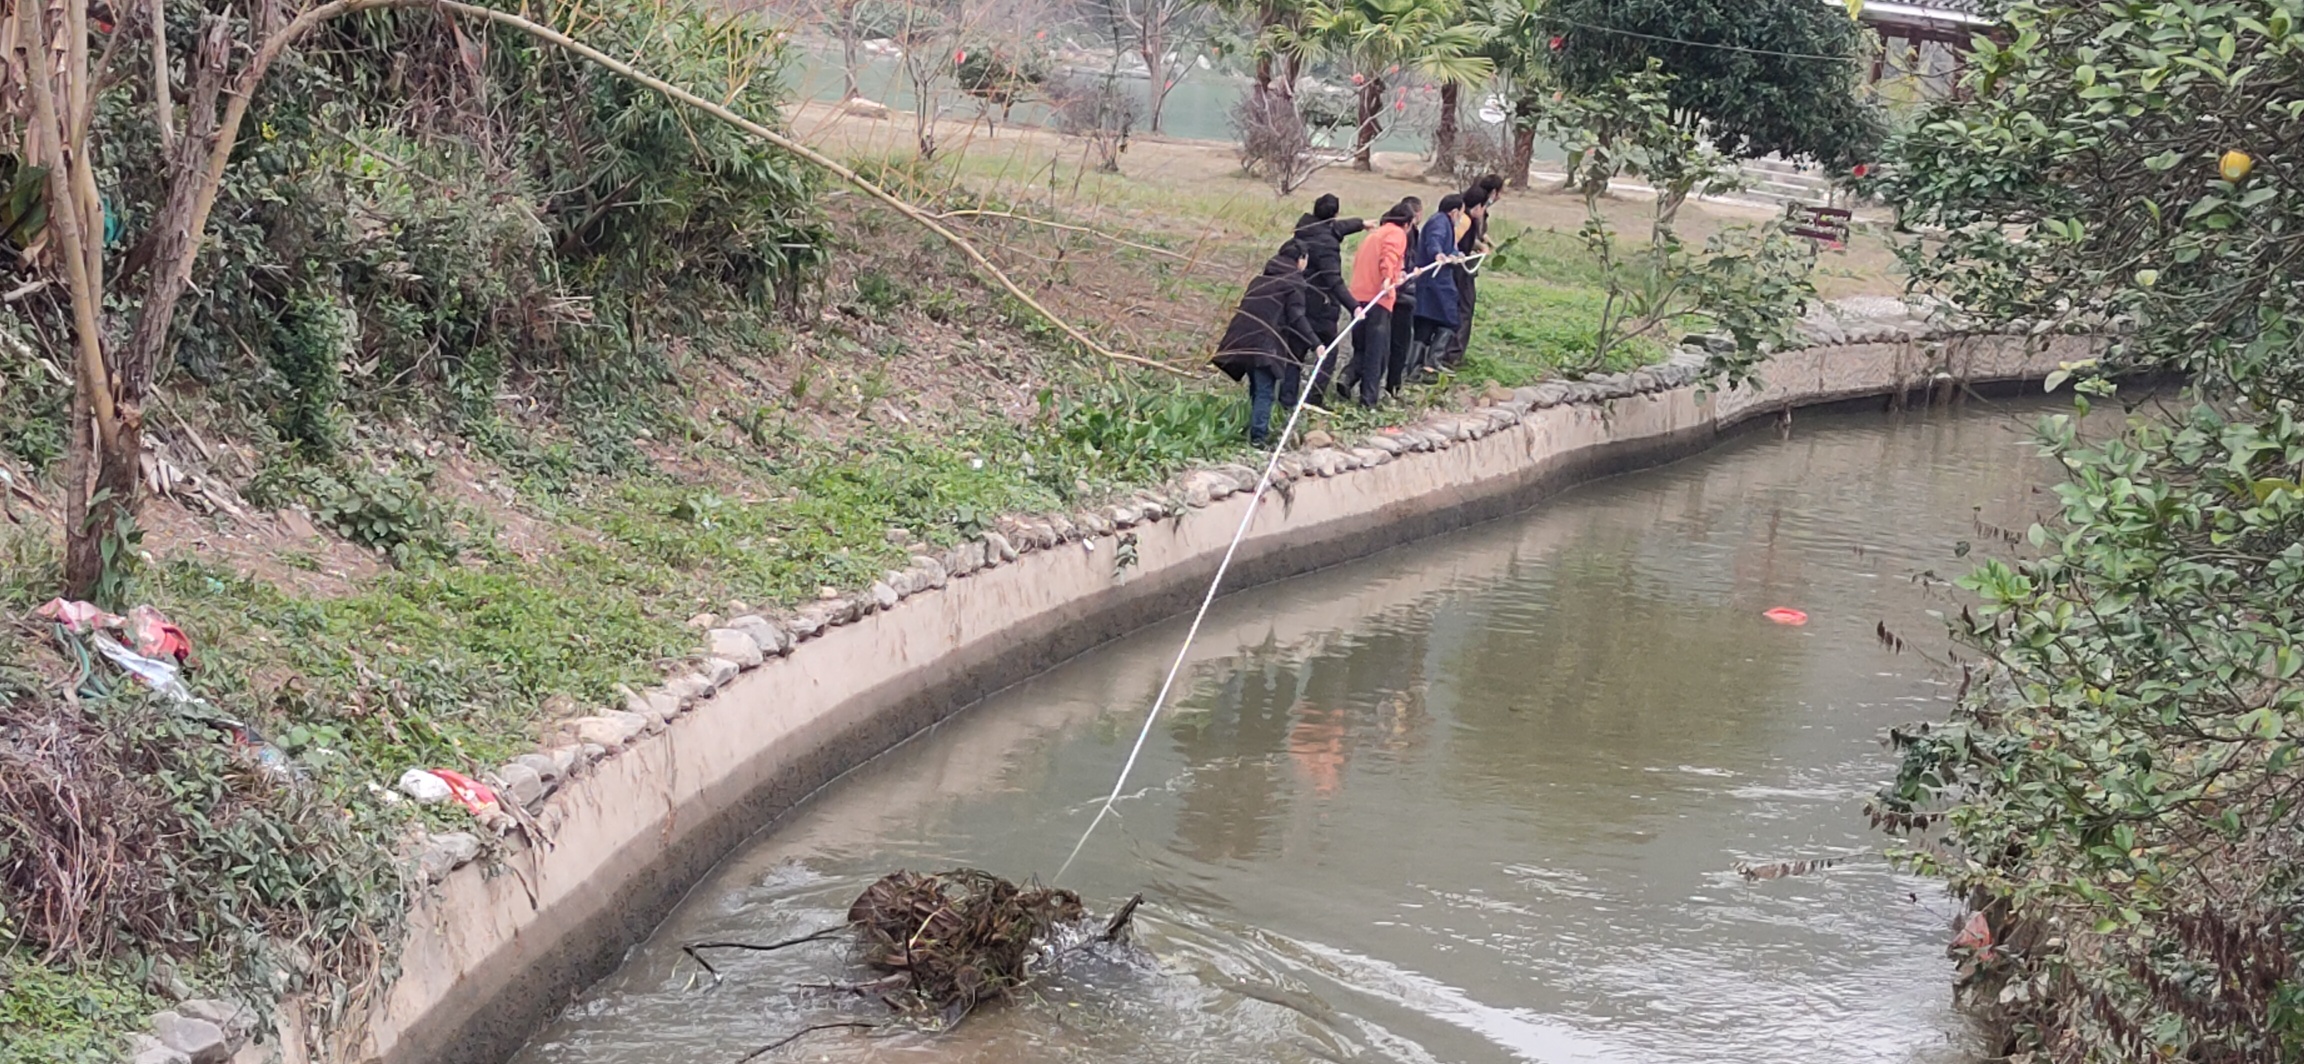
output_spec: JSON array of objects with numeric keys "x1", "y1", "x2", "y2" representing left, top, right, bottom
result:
[
  {"x1": 1509, "y1": 121, "x2": 1536, "y2": 189},
  {"x1": 1354, "y1": 75, "x2": 1383, "y2": 171},
  {"x1": 840, "y1": 19, "x2": 861, "y2": 98},
  {"x1": 1140, "y1": 14, "x2": 1168, "y2": 132},
  {"x1": 1429, "y1": 81, "x2": 1459, "y2": 177}
]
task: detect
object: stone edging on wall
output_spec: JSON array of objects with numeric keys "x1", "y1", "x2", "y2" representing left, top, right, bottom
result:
[{"x1": 278, "y1": 321, "x2": 2096, "y2": 1064}]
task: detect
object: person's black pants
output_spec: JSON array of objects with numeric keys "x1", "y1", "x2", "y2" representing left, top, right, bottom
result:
[
  {"x1": 1305, "y1": 301, "x2": 1344, "y2": 398},
  {"x1": 1445, "y1": 269, "x2": 1476, "y2": 366},
  {"x1": 1386, "y1": 294, "x2": 1416, "y2": 394},
  {"x1": 1352, "y1": 304, "x2": 1392, "y2": 408}
]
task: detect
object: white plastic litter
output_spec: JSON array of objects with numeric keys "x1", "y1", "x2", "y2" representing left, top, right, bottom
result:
[{"x1": 398, "y1": 769, "x2": 452, "y2": 804}]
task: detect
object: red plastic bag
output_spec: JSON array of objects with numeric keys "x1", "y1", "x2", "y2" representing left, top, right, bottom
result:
[
  {"x1": 127, "y1": 605, "x2": 192, "y2": 664},
  {"x1": 428, "y1": 769, "x2": 500, "y2": 815}
]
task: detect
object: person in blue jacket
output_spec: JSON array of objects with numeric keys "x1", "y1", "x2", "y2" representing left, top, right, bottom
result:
[{"x1": 1408, "y1": 193, "x2": 1465, "y2": 382}]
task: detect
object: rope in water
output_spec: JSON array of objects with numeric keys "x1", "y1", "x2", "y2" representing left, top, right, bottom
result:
[{"x1": 1056, "y1": 247, "x2": 1488, "y2": 882}]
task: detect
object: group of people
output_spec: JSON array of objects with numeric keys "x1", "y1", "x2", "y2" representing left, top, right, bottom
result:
[{"x1": 1212, "y1": 174, "x2": 1508, "y2": 444}]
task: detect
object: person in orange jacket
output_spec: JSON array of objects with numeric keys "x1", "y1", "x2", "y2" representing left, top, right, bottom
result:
[{"x1": 1346, "y1": 199, "x2": 1418, "y2": 407}]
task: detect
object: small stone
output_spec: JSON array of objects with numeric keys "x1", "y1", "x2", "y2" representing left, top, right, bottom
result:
[
  {"x1": 514, "y1": 752, "x2": 560, "y2": 783},
  {"x1": 1301, "y1": 429, "x2": 1336, "y2": 449},
  {"x1": 1049, "y1": 514, "x2": 1079, "y2": 542},
  {"x1": 565, "y1": 713, "x2": 645, "y2": 749},
  {"x1": 824, "y1": 598, "x2": 861, "y2": 625},
  {"x1": 626, "y1": 689, "x2": 678, "y2": 723},
  {"x1": 787, "y1": 609, "x2": 826, "y2": 640},
  {"x1": 1531, "y1": 382, "x2": 1572, "y2": 406},
  {"x1": 1352, "y1": 447, "x2": 1392, "y2": 467},
  {"x1": 545, "y1": 746, "x2": 580, "y2": 779},
  {"x1": 663, "y1": 672, "x2": 711, "y2": 704},
  {"x1": 706, "y1": 628, "x2": 764, "y2": 668},
  {"x1": 1630, "y1": 370, "x2": 1660, "y2": 392},
  {"x1": 129, "y1": 1033, "x2": 190, "y2": 1064},
  {"x1": 684, "y1": 612, "x2": 718, "y2": 630},
  {"x1": 817, "y1": 587, "x2": 841, "y2": 601},
  {"x1": 910, "y1": 556, "x2": 949, "y2": 589},
  {"x1": 176, "y1": 999, "x2": 255, "y2": 1040},
  {"x1": 883, "y1": 526, "x2": 913, "y2": 545},
  {"x1": 493, "y1": 763, "x2": 545, "y2": 809},
  {"x1": 984, "y1": 531, "x2": 1017, "y2": 563},
  {"x1": 728, "y1": 615, "x2": 789, "y2": 656},
  {"x1": 884, "y1": 569, "x2": 917, "y2": 598},
  {"x1": 942, "y1": 542, "x2": 984, "y2": 577},
  {"x1": 1213, "y1": 462, "x2": 1261, "y2": 486},
  {"x1": 540, "y1": 693, "x2": 578, "y2": 719},
  {"x1": 578, "y1": 743, "x2": 608, "y2": 764},
  {"x1": 417, "y1": 832, "x2": 482, "y2": 882},
  {"x1": 725, "y1": 600, "x2": 752, "y2": 616},
  {"x1": 1362, "y1": 434, "x2": 1403, "y2": 455},
  {"x1": 869, "y1": 581, "x2": 899, "y2": 612},
  {"x1": 151, "y1": 1011, "x2": 229, "y2": 1064},
  {"x1": 703, "y1": 657, "x2": 740, "y2": 689},
  {"x1": 1483, "y1": 383, "x2": 1516, "y2": 404}
]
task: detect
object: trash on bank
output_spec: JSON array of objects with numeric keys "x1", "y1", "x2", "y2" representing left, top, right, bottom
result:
[
  {"x1": 1762, "y1": 607, "x2": 1809, "y2": 626},
  {"x1": 35, "y1": 598, "x2": 123, "y2": 632},
  {"x1": 427, "y1": 768, "x2": 501, "y2": 815},
  {"x1": 127, "y1": 604, "x2": 193, "y2": 663},
  {"x1": 399, "y1": 769, "x2": 453, "y2": 804}
]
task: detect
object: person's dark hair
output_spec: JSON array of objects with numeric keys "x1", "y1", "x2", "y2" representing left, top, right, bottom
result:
[
  {"x1": 1379, "y1": 202, "x2": 1416, "y2": 227},
  {"x1": 1401, "y1": 195, "x2": 1423, "y2": 213},
  {"x1": 1313, "y1": 193, "x2": 1341, "y2": 220},
  {"x1": 1477, "y1": 173, "x2": 1505, "y2": 194},
  {"x1": 1462, "y1": 185, "x2": 1490, "y2": 209},
  {"x1": 1438, "y1": 193, "x2": 1465, "y2": 214},
  {"x1": 1278, "y1": 239, "x2": 1306, "y2": 262}
]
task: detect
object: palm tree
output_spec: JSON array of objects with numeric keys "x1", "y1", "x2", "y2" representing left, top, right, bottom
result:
[{"x1": 1291, "y1": 0, "x2": 1494, "y2": 170}]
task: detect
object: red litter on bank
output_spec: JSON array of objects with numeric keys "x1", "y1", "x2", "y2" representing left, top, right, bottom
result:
[{"x1": 1763, "y1": 607, "x2": 1809, "y2": 626}]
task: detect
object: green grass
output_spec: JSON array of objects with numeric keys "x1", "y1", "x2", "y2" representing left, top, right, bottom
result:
[
  {"x1": 0, "y1": 957, "x2": 157, "y2": 1064},
  {"x1": 1459, "y1": 274, "x2": 1662, "y2": 386}
]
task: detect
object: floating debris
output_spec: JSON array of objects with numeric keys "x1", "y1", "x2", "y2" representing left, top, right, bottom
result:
[
  {"x1": 684, "y1": 867, "x2": 1143, "y2": 1054},
  {"x1": 1734, "y1": 852, "x2": 1874, "y2": 880}
]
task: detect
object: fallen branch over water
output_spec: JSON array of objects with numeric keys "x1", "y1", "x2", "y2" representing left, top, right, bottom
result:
[
  {"x1": 681, "y1": 925, "x2": 848, "y2": 988},
  {"x1": 733, "y1": 1021, "x2": 878, "y2": 1063}
]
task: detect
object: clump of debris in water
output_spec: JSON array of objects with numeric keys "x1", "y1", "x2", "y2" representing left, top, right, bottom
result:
[{"x1": 684, "y1": 868, "x2": 1144, "y2": 1059}]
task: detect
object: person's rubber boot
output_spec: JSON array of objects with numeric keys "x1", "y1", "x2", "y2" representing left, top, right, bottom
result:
[{"x1": 1407, "y1": 339, "x2": 1439, "y2": 384}]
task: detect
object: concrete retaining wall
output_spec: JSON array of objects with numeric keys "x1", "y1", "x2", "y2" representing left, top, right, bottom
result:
[{"x1": 345, "y1": 329, "x2": 2095, "y2": 1064}]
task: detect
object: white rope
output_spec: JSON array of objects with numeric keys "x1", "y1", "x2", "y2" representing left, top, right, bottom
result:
[{"x1": 1056, "y1": 246, "x2": 1487, "y2": 882}]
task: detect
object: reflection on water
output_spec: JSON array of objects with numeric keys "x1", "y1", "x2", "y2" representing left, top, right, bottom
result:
[{"x1": 512, "y1": 401, "x2": 2061, "y2": 1064}]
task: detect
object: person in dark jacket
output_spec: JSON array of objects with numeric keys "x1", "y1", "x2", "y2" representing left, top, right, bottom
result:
[
  {"x1": 1292, "y1": 193, "x2": 1365, "y2": 401},
  {"x1": 1441, "y1": 175, "x2": 1504, "y2": 368},
  {"x1": 1212, "y1": 242, "x2": 1317, "y2": 445},
  {"x1": 1408, "y1": 193, "x2": 1465, "y2": 380},
  {"x1": 1387, "y1": 197, "x2": 1423, "y2": 395}
]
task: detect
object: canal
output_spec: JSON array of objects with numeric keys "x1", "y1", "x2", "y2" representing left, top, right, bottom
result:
[{"x1": 513, "y1": 399, "x2": 2054, "y2": 1064}]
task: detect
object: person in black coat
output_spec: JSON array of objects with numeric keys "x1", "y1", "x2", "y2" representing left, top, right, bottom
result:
[
  {"x1": 1292, "y1": 193, "x2": 1364, "y2": 400},
  {"x1": 1211, "y1": 242, "x2": 1317, "y2": 445},
  {"x1": 1441, "y1": 174, "x2": 1504, "y2": 368}
]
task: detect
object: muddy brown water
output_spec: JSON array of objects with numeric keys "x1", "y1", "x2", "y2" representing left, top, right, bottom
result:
[{"x1": 511, "y1": 401, "x2": 2063, "y2": 1064}]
